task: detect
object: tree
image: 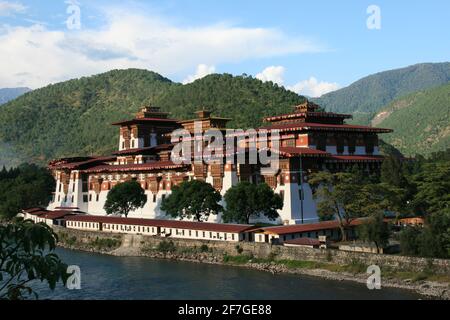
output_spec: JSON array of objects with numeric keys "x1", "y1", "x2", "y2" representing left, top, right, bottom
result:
[
  {"x1": 0, "y1": 163, "x2": 55, "y2": 220},
  {"x1": 399, "y1": 226, "x2": 421, "y2": 256},
  {"x1": 412, "y1": 162, "x2": 450, "y2": 215},
  {"x1": 309, "y1": 172, "x2": 367, "y2": 241},
  {"x1": 104, "y1": 181, "x2": 147, "y2": 217},
  {"x1": 161, "y1": 180, "x2": 222, "y2": 222},
  {"x1": 223, "y1": 182, "x2": 283, "y2": 224},
  {"x1": 0, "y1": 220, "x2": 69, "y2": 300},
  {"x1": 357, "y1": 212, "x2": 391, "y2": 253},
  {"x1": 309, "y1": 172, "x2": 402, "y2": 241}
]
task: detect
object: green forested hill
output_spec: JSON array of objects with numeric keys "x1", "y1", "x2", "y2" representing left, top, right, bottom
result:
[
  {"x1": 0, "y1": 69, "x2": 173, "y2": 166},
  {"x1": 156, "y1": 73, "x2": 304, "y2": 128},
  {"x1": 315, "y1": 62, "x2": 450, "y2": 123},
  {"x1": 0, "y1": 69, "x2": 305, "y2": 166},
  {"x1": 374, "y1": 83, "x2": 450, "y2": 156}
]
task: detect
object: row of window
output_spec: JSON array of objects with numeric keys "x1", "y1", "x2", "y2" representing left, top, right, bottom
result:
[{"x1": 69, "y1": 222, "x2": 238, "y2": 241}]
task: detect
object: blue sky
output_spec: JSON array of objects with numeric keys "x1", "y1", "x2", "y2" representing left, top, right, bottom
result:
[{"x1": 0, "y1": 0, "x2": 449, "y2": 96}]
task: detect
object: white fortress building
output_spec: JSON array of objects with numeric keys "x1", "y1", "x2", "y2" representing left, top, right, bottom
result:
[{"x1": 47, "y1": 101, "x2": 392, "y2": 225}]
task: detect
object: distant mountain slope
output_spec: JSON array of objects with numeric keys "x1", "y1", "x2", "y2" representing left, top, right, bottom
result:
[
  {"x1": 374, "y1": 83, "x2": 450, "y2": 156},
  {"x1": 0, "y1": 70, "x2": 305, "y2": 166},
  {"x1": 0, "y1": 87, "x2": 31, "y2": 105},
  {"x1": 315, "y1": 62, "x2": 450, "y2": 121}
]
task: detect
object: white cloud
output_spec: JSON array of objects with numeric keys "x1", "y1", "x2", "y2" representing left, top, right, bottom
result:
[
  {"x1": 288, "y1": 77, "x2": 340, "y2": 97},
  {"x1": 182, "y1": 64, "x2": 216, "y2": 84},
  {"x1": 255, "y1": 65, "x2": 339, "y2": 98},
  {"x1": 0, "y1": 1, "x2": 26, "y2": 16},
  {"x1": 255, "y1": 66, "x2": 285, "y2": 85},
  {"x1": 0, "y1": 7, "x2": 325, "y2": 88}
]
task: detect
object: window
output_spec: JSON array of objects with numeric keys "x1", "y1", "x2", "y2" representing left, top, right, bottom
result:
[
  {"x1": 203, "y1": 231, "x2": 205, "y2": 237},
  {"x1": 153, "y1": 194, "x2": 157, "y2": 203},
  {"x1": 64, "y1": 195, "x2": 67, "y2": 202},
  {"x1": 279, "y1": 190, "x2": 285, "y2": 201},
  {"x1": 58, "y1": 195, "x2": 60, "y2": 201},
  {"x1": 96, "y1": 194, "x2": 99, "y2": 202},
  {"x1": 83, "y1": 195, "x2": 88, "y2": 202},
  {"x1": 162, "y1": 194, "x2": 166, "y2": 201},
  {"x1": 232, "y1": 234, "x2": 235, "y2": 241},
  {"x1": 217, "y1": 232, "x2": 220, "y2": 239},
  {"x1": 89, "y1": 194, "x2": 92, "y2": 202},
  {"x1": 189, "y1": 230, "x2": 191, "y2": 236},
  {"x1": 72, "y1": 183, "x2": 75, "y2": 192},
  {"x1": 71, "y1": 196, "x2": 74, "y2": 203},
  {"x1": 195, "y1": 231, "x2": 198, "y2": 237}
]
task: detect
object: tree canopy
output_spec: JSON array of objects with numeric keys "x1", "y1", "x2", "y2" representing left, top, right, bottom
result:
[
  {"x1": 223, "y1": 182, "x2": 283, "y2": 224},
  {"x1": 0, "y1": 220, "x2": 69, "y2": 300},
  {"x1": 160, "y1": 180, "x2": 222, "y2": 222},
  {"x1": 104, "y1": 180, "x2": 147, "y2": 217},
  {"x1": 0, "y1": 163, "x2": 55, "y2": 220}
]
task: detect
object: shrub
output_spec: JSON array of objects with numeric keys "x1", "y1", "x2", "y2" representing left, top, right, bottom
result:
[
  {"x1": 157, "y1": 240, "x2": 176, "y2": 253},
  {"x1": 200, "y1": 244, "x2": 209, "y2": 252}
]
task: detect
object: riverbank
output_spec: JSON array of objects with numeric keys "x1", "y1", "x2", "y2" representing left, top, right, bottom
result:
[{"x1": 54, "y1": 228, "x2": 450, "y2": 299}]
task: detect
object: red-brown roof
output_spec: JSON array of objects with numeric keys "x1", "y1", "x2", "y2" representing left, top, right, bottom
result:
[
  {"x1": 260, "y1": 122, "x2": 393, "y2": 133},
  {"x1": 81, "y1": 161, "x2": 188, "y2": 173},
  {"x1": 49, "y1": 156, "x2": 116, "y2": 170},
  {"x1": 257, "y1": 219, "x2": 366, "y2": 235},
  {"x1": 327, "y1": 155, "x2": 385, "y2": 162},
  {"x1": 65, "y1": 215, "x2": 255, "y2": 233},
  {"x1": 40, "y1": 211, "x2": 76, "y2": 220},
  {"x1": 113, "y1": 144, "x2": 173, "y2": 156},
  {"x1": 264, "y1": 111, "x2": 353, "y2": 122},
  {"x1": 284, "y1": 238, "x2": 321, "y2": 246},
  {"x1": 112, "y1": 118, "x2": 180, "y2": 126},
  {"x1": 266, "y1": 147, "x2": 330, "y2": 158}
]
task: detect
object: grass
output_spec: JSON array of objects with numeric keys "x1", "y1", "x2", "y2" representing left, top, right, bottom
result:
[{"x1": 89, "y1": 237, "x2": 121, "y2": 250}]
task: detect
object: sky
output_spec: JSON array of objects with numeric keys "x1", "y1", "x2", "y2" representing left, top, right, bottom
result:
[{"x1": 0, "y1": 0, "x2": 449, "y2": 97}]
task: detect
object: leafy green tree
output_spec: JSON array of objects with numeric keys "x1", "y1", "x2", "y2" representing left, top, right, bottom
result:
[
  {"x1": 412, "y1": 161, "x2": 450, "y2": 215},
  {"x1": 0, "y1": 220, "x2": 69, "y2": 300},
  {"x1": 417, "y1": 211, "x2": 450, "y2": 259},
  {"x1": 104, "y1": 181, "x2": 147, "y2": 217},
  {"x1": 161, "y1": 180, "x2": 222, "y2": 222},
  {"x1": 381, "y1": 155, "x2": 407, "y2": 187},
  {"x1": 309, "y1": 172, "x2": 403, "y2": 241},
  {"x1": 0, "y1": 163, "x2": 55, "y2": 220},
  {"x1": 309, "y1": 172, "x2": 367, "y2": 241},
  {"x1": 223, "y1": 182, "x2": 283, "y2": 224},
  {"x1": 399, "y1": 226, "x2": 422, "y2": 256},
  {"x1": 357, "y1": 212, "x2": 391, "y2": 253}
]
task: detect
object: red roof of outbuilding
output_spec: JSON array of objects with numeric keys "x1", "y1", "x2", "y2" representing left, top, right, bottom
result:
[
  {"x1": 65, "y1": 215, "x2": 255, "y2": 233},
  {"x1": 257, "y1": 219, "x2": 366, "y2": 235}
]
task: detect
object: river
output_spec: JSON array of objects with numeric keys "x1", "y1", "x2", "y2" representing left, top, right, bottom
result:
[{"x1": 33, "y1": 248, "x2": 422, "y2": 300}]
